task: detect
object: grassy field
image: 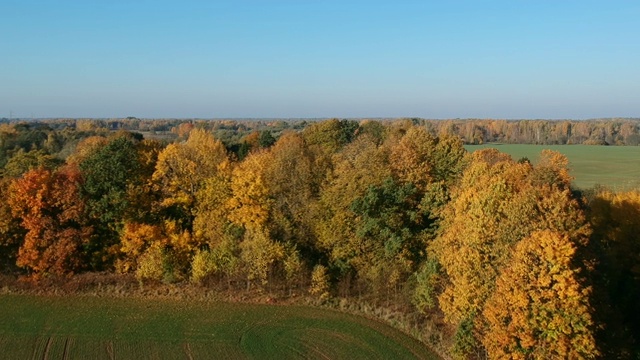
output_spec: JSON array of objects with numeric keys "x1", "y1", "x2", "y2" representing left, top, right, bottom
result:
[
  {"x1": 0, "y1": 294, "x2": 438, "y2": 359},
  {"x1": 465, "y1": 144, "x2": 640, "y2": 190}
]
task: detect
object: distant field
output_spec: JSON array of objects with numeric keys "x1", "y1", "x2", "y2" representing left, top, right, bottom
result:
[
  {"x1": 0, "y1": 295, "x2": 438, "y2": 360},
  {"x1": 466, "y1": 144, "x2": 640, "y2": 190}
]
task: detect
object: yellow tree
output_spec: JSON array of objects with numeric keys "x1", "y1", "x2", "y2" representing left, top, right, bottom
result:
[
  {"x1": 225, "y1": 133, "x2": 317, "y2": 288},
  {"x1": 124, "y1": 139, "x2": 164, "y2": 224},
  {"x1": 302, "y1": 119, "x2": 360, "y2": 192},
  {"x1": 429, "y1": 151, "x2": 533, "y2": 325},
  {"x1": 66, "y1": 136, "x2": 108, "y2": 165},
  {"x1": 227, "y1": 150, "x2": 283, "y2": 287},
  {"x1": 429, "y1": 149, "x2": 590, "y2": 355},
  {"x1": 152, "y1": 128, "x2": 228, "y2": 238},
  {"x1": 146, "y1": 129, "x2": 230, "y2": 277},
  {"x1": 482, "y1": 230, "x2": 597, "y2": 359},
  {"x1": 192, "y1": 173, "x2": 233, "y2": 247},
  {"x1": 239, "y1": 228, "x2": 284, "y2": 287},
  {"x1": 389, "y1": 125, "x2": 436, "y2": 191},
  {"x1": 153, "y1": 128, "x2": 228, "y2": 214},
  {"x1": 227, "y1": 150, "x2": 272, "y2": 231},
  {"x1": 262, "y1": 131, "x2": 315, "y2": 247},
  {"x1": 118, "y1": 222, "x2": 165, "y2": 273}
]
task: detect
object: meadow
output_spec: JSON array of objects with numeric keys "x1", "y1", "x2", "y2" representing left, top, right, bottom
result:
[
  {"x1": 0, "y1": 294, "x2": 439, "y2": 360},
  {"x1": 465, "y1": 144, "x2": 640, "y2": 190}
]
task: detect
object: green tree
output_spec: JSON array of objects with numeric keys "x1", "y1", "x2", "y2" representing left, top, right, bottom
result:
[
  {"x1": 258, "y1": 130, "x2": 276, "y2": 148},
  {"x1": 350, "y1": 177, "x2": 425, "y2": 290},
  {"x1": 2, "y1": 149, "x2": 61, "y2": 178},
  {"x1": 79, "y1": 134, "x2": 143, "y2": 269},
  {"x1": 313, "y1": 135, "x2": 390, "y2": 279},
  {"x1": 80, "y1": 135, "x2": 141, "y2": 227}
]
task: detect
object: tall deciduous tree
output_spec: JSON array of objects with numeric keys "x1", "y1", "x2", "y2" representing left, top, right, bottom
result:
[
  {"x1": 80, "y1": 134, "x2": 140, "y2": 227},
  {"x1": 389, "y1": 126, "x2": 436, "y2": 191},
  {"x1": 227, "y1": 150, "x2": 285, "y2": 287},
  {"x1": 262, "y1": 132, "x2": 315, "y2": 250},
  {"x1": 78, "y1": 134, "x2": 145, "y2": 269},
  {"x1": 429, "y1": 149, "x2": 590, "y2": 355},
  {"x1": 227, "y1": 150, "x2": 272, "y2": 232},
  {"x1": 482, "y1": 230, "x2": 597, "y2": 359},
  {"x1": 8, "y1": 165, "x2": 92, "y2": 276},
  {"x1": 350, "y1": 177, "x2": 425, "y2": 290},
  {"x1": 153, "y1": 128, "x2": 228, "y2": 231},
  {"x1": 313, "y1": 135, "x2": 390, "y2": 277}
]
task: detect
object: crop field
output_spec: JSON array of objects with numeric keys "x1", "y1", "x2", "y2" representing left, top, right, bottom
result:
[
  {"x1": 466, "y1": 144, "x2": 640, "y2": 190},
  {"x1": 0, "y1": 294, "x2": 438, "y2": 359}
]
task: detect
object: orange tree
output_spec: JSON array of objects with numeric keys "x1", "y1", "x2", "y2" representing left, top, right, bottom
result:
[
  {"x1": 8, "y1": 165, "x2": 92, "y2": 276},
  {"x1": 482, "y1": 230, "x2": 597, "y2": 359},
  {"x1": 429, "y1": 149, "x2": 592, "y2": 357}
]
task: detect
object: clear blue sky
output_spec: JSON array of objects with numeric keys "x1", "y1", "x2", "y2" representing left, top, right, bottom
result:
[{"x1": 1, "y1": 1, "x2": 639, "y2": 119}]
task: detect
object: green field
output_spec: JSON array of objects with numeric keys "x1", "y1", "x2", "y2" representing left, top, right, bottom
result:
[
  {"x1": 0, "y1": 294, "x2": 438, "y2": 359},
  {"x1": 465, "y1": 144, "x2": 640, "y2": 190}
]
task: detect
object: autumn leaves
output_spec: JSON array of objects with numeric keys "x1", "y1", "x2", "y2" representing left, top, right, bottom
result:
[
  {"x1": 3, "y1": 119, "x2": 633, "y2": 358},
  {"x1": 431, "y1": 149, "x2": 596, "y2": 358}
]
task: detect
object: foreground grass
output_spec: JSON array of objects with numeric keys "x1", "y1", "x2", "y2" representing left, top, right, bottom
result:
[
  {"x1": 0, "y1": 294, "x2": 438, "y2": 359},
  {"x1": 466, "y1": 144, "x2": 640, "y2": 190}
]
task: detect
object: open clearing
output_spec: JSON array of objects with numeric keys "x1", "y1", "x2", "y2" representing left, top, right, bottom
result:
[
  {"x1": 466, "y1": 144, "x2": 640, "y2": 190},
  {"x1": 0, "y1": 294, "x2": 438, "y2": 359}
]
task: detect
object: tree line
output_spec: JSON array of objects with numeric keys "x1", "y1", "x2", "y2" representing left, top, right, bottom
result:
[
  {"x1": 426, "y1": 118, "x2": 640, "y2": 145},
  {"x1": 3, "y1": 117, "x2": 640, "y2": 149},
  {"x1": 0, "y1": 119, "x2": 639, "y2": 359}
]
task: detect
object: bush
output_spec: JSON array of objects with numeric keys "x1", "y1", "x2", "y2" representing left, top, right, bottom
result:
[
  {"x1": 309, "y1": 265, "x2": 330, "y2": 301},
  {"x1": 191, "y1": 240, "x2": 240, "y2": 285},
  {"x1": 412, "y1": 258, "x2": 440, "y2": 313},
  {"x1": 452, "y1": 317, "x2": 477, "y2": 359},
  {"x1": 135, "y1": 245, "x2": 164, "y2": 282}
]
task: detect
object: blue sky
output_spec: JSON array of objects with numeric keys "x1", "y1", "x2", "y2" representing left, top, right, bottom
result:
[{"x1": 1, "y1": 1, "x2": 639, "y2": 119}]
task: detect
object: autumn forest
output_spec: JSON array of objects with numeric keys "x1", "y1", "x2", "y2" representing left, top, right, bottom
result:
[{"x1": 1, "y1": 118, "x2": 639, "y2": 359}]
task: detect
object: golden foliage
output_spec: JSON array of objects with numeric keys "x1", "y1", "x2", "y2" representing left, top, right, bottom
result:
[
  {"x1": 153, "y1": 128, "x2": 228, "y2": 210},
  {"x1": 262, "y1": 131, "x2": 315, "y2": 245},
  {"x1": 135, "y1": 243, "x2": 165, "y2": 282},
  {"x1": 66, "y1": 136, "x2": 108, "y2": 165},
  {"x1": 310, "y1": 264, "x2": 330, "y2": 301},
  {"x1": 118, "y1": 222, "x2": 165, "y2": 273},
  {"x1": 240, "y1": 228, "x2": 284, "y2": 286},
  {"x1": 227, "y1": 150, "x2": 272, "y2": 231},
  {"x1": 430, "y1": 149, "x2": 590, "y2": 328},
  {"x1": 482, "y1": 230, "x2": 597, "y2": 359},
  {"x1": 313, "y1": 135, "x2": 390, "y2": 266},
  {"x1": 193, "y1": 175, "x2": 233, "y2": 246},
  {"x1": 389, "y1": 126, "x2": 435, "y2": 190}
]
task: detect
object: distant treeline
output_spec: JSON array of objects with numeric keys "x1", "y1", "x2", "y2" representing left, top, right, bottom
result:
[
  {"x1": 423, "y1": 118, "x2": 640, "y2": 145},
  {"x1": 3, "y1": 117, "x2": 640, "y2": 147}
]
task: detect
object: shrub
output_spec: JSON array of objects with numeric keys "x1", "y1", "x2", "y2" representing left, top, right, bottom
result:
[
  {"x1": 135, "y1": 245, "x2": 164, "y2": 282},
  {"x1": 309, "y1": 265, "x2": 330, "y2": 301}
]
